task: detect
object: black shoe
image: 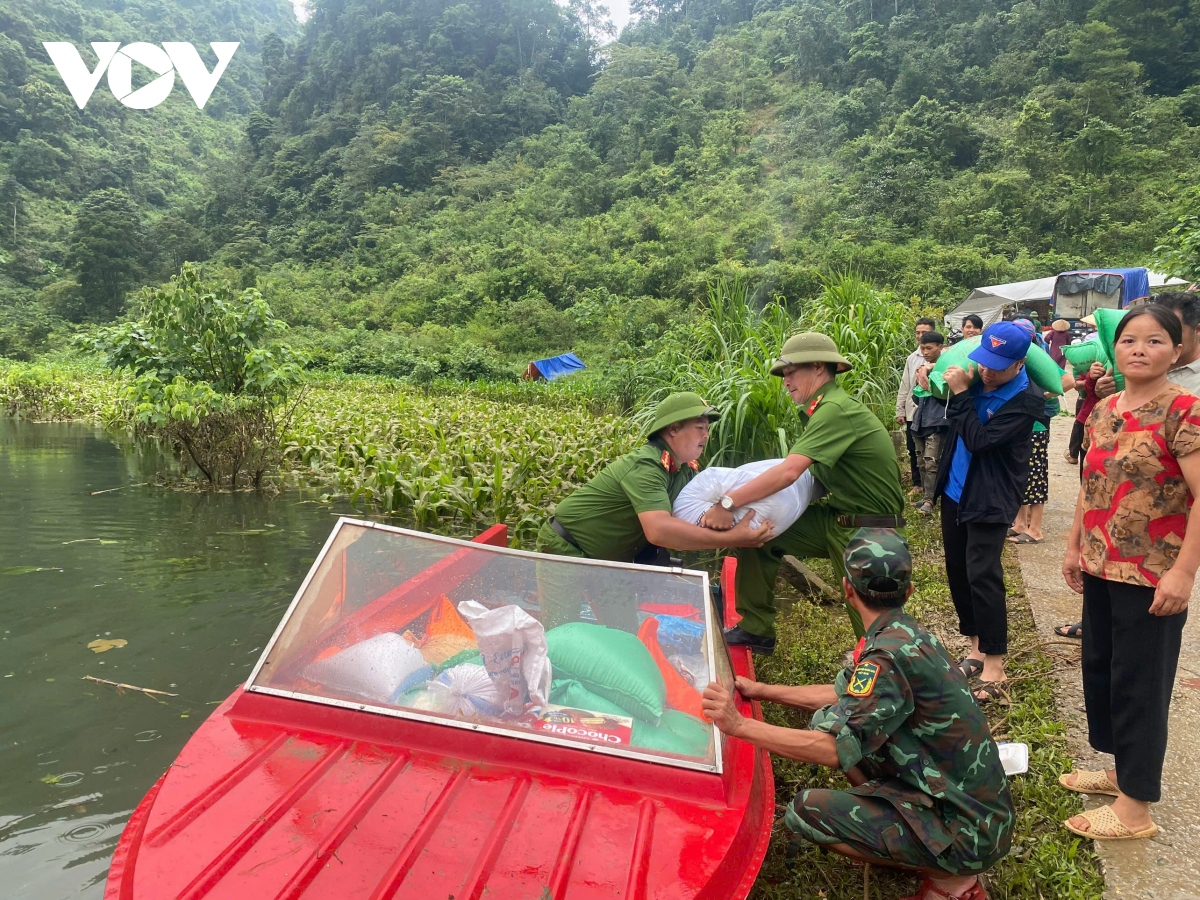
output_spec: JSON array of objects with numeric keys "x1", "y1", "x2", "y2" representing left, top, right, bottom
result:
[{"x1": 724, "y1": 626, "x2": 776, "y2": 656}]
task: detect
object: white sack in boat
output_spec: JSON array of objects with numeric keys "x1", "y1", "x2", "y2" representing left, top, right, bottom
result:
[{"x1": 303, "y1": 632, "x2": 427, "y2": 703}]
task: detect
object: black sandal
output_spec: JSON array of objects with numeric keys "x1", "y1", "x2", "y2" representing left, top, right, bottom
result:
[
  {"x1": 1054, "y1": 622, "x2": 1083, "y2": 639},
  {"x1": 973, "y1": 681, "x2": 1010, "y2": 705},
  {"x1": 957, "y1": 657, "x2": 984, "y2": 680}
]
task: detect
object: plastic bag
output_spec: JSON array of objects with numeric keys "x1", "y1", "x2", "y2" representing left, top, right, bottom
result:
[
  {"x1": 672, "y1": 459, "x2": 815, "y2": 533},
  {"x1": 303, "y1": 632, "x2": 427, "y2": 704},
  {"x1": 655, "y1": 615, "x2": 705, "y2": 656},
  {"x1": 413, "y1": 663, "x2": 503, "y2": 717},
  {"x1": 458, "y1": 601, "x2": 551, "y2": 715}
]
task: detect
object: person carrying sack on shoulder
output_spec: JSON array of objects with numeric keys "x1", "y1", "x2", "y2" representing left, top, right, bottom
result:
[
  {"x1": 701, "y1": 333, "x2": 907, "y2": 653},
  {"x1": 535, "y1": 391, "x2": 772, "y2": 631}
]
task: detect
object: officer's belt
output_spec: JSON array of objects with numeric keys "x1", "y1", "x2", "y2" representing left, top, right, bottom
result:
[
  {"x1": 835, "y1": 514, "x2": 906, "y2": 528},
  {"x1": 549, "y1": 517, "x2": 589, "y2": 556}
]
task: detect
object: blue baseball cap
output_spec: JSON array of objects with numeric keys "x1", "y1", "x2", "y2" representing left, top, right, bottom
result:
[{"x1": 969, "y1": 322, "x2": 1031, "y2": 370}]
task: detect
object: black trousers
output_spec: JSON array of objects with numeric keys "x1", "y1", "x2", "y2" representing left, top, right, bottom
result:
[
  {"x1": 905, "y1": 422, "x2": 921, "y2": 484},
  {"x1": 1068, "y1": 419, "x2": 1085, "y2": 461},
  {"x1": 941, "y1": 497, "x2": 1009, "y2": 656},
  {"x1": 1082, "y1": 573, "x2": 1187, "y2": 802}
]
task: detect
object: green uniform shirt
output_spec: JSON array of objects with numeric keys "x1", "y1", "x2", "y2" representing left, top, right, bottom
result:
[
  {"x1": 811, "y1": 610, "x2": 1015, "y2": 861},
  {"x1": 552, "y1": 439, "x2": 697, "y2": 562},
  {"x1": 789, "y1": 383, "x2": 905, "y2": 517}
]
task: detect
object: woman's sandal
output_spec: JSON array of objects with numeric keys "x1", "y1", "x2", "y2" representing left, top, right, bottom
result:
[
  {"x1": 901, "y1": 876, "x2": 987, "y2": 900},
  {"x1": 972, "y1": 680, "x2": 1009, "y2": 705},
  {"x1": 957, "y1": 657, "x2": 984, "y2": 680},
  {"x1": 1058, "y1": 770, "x2": 1119, "y2": 796},
  {"x1": 1063, "y1": 804, "x2": 1158, "y2": 841},
  {"x1": 1007, "y1": 533, "x2": 1043, "y2": 544},
  {"x1": 1053, "y1": 622, "x2": 1083, "y2": 639}
]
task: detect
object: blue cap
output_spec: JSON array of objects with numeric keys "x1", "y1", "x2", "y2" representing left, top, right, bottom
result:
[{"x1": 969, "y1": 322, "x2": 1031, "y2": 370}]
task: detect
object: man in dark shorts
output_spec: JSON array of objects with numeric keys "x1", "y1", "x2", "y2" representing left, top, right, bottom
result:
[{"x1": 703, "y1": 530, "x2": 1014, "y2": 900}]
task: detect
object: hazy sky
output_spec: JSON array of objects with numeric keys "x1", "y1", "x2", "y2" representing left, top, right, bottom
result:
[{"x1": 290, "y1": 0, "x2": 634, "y2": 38}]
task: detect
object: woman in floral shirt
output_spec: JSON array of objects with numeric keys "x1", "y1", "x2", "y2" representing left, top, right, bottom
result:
[{"x1": 1061, "y1": 305, "x2": 1200, "y2": 840}]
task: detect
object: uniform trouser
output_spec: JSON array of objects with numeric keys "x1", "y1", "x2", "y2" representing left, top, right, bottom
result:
[
  {"x1": 941, "y1": 497, "x2": 1009, "y2": 656},
  {"x1": 911, "y1": 432, "x2": 943, "y2": 501},
  {"x1": 905, "y1": 422, "x2": 922, "y2": 484},
  {"x1": 534, "y1": 522, "x2": 640, "y2": 633},
  {"x1": 1082, "y1": 573, "x2": 1187, "y2": 802},
  {"x1": 734, "y1": 505, "x2": 863, "y2": 639},
  {"x1": 785, "y1": 788, "x2": 1005, "y2": 875}
]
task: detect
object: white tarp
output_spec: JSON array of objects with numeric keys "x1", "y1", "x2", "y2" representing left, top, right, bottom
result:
[{"x1": 946, "y1": 271, "x2": 1189, "y2": 331}]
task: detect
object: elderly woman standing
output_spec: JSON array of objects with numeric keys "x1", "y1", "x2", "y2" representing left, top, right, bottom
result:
[{"x1": 1061, "y1": 305, "x2": 1200, "y2": 840}]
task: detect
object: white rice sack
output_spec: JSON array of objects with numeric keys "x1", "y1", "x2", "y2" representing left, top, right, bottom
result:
[
  {"x1": 672, "y1": 459, "x2": 815, "y2": 533},
  {"x1": 303, "y1": 632, "x2": 427, "y2": 703},
  {"x1": 419, "y1": 663, "x2": 503, "y2": 717},
  {"x1": 458, "y1": 601, "x2": 552, "y2": 715}
]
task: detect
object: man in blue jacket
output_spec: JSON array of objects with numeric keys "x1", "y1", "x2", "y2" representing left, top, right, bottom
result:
[{"x1": 935, "y1": 322, "x2": 1050, "y2": 703}]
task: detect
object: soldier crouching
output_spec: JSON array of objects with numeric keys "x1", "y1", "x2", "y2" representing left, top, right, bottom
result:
[{"x1": 703, "y1": 529, "x2": 1014, "y2": 900}]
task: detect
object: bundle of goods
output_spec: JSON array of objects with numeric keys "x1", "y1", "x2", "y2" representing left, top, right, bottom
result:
[
  {"x1": 928, "y1": 335, "x2": 1066, "y2": 399},
  {"x1": 672, "y1": 459, "x2": 815, "y2": 533}
]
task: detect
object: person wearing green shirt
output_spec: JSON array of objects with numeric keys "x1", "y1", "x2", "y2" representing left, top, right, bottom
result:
[
  {"x1": 535, "y1": 391, "x2": 772, "y2": 631},
  {"x1": 700, "y1": 333, "x2": 906, "y2": 652}
]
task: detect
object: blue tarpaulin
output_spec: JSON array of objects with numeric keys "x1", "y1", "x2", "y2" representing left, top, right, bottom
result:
[
  {"x1": 1056, "y1": 268, "x2": 1152, "y2": 306},
  {"x1": 526, "y1": 353, "x2": 586, "y2": 381}
]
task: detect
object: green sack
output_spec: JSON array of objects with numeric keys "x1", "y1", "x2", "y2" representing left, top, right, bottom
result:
[
  {"x1": 1093, "y1": 307, "x2": 1127, "y2": 391},
  {"x1": 631, "y1": 710, "x2": 713, "y2": 758},
  {"x1": 1061, "y1": 341, "x2": 1107, "y2": 370},
  {"x1": 550, "y1": 678, "x2": 628, "y2": 717},
  {"x1": 929, "y1": 335, "x2": 1065, "y2": 398},
  {"x1": 546, "y1": 623, "x2": 666, "y2": 723}
]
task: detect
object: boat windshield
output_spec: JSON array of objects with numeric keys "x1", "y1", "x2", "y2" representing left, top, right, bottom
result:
[{"x1": 246, "y1": 519, "x2": 728, "y2": 772}]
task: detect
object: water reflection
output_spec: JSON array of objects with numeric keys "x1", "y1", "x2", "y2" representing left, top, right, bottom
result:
[{"x1": 0, "y1": 420, "x2": 402, "y2": 897}]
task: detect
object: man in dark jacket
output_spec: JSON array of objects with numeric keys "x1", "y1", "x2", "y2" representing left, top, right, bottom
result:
[{"x1": 935, "y1": 322, "x2": 1050, "y2": 703}]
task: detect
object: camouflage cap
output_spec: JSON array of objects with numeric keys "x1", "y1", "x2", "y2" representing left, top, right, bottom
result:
[{"x1": 844, "y1": 528, "x2": 912, "y2": 605}]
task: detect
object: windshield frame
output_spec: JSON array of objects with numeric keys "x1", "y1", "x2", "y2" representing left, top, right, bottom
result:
[{"x1": 244, "y1": 517, "x2": 725, "y2": 774}]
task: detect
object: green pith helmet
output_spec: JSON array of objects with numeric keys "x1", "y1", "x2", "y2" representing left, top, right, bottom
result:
[
  {"x1": 844, "y1": 528, "x2": 912, "y2": 605},
  {"x1": 769, "y1": 332, "x2": 853, "y2": 376},
  {"x1": 646, "y1": 391, "x2": 721, "y2": 436}
]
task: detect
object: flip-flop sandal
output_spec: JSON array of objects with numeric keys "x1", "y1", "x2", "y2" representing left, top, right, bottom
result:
[
  {"x1": 1006, "y1": 528, "x2": 1019, "y2": 537},
  {"x1": 1008, "y1": 533, "x2": 1043, "y2": 544},
  {"x1": 973, "y1": 680, "x2": 1009, "y2": 705},
  {"x1": 1053, "y1": 622, "x2": 1083, "y2": 639},
  {"x1": 957, "y1": 657, "x2": 984, "y2": 680},
  {"x1": 1058, "y1": 770, "x2": 1118, "y2": 796},
  {"x1": 1063, "y1": 804, "x2": 1158, "y2": 841}
]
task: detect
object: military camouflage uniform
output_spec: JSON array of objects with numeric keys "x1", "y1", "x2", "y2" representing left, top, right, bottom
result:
[{"x1": 785, "y1": 530, "x2": 1015, "y2": 874}]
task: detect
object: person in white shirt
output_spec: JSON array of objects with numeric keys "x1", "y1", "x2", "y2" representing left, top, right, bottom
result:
[{"x1": 896, "y1": 318, "x2": 937, "y2": 496}]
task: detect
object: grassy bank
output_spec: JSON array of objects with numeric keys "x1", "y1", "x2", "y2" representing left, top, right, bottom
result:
[{"x1": 750, "y1": 511, "x2": 1105, "y2": 900}]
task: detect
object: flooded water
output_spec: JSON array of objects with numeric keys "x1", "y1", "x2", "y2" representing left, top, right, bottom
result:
[{"x1": 0, "y1": 421, "x2": 395, "y2": 897}]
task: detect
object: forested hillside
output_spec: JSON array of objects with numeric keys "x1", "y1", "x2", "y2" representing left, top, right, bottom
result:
[
  {"x1": 0, "y1": 0, "x2": 297, "y2": 352},
  {"x1": 4, "y1": 0, "x2": 1200, "y2": 377}
]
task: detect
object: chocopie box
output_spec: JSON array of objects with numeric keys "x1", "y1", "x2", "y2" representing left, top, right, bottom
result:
[{"x1": 521, "y1": 704, "x2": 634, "y2": 747}]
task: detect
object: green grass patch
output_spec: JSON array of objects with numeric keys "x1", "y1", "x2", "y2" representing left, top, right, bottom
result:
[{"x1": 749, "y1": 511, "x2": 1105, "y2": 900}]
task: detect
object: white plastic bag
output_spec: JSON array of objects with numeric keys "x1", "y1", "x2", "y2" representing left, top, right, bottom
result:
[
  {"x1": 672, "y1": 459, "x2": 815, "y2": 533},
  {"x1": 411, "y1": 664, "x2": 503, "y2": 717},
  {"x1": 303, "y1": 632, "x2": 427, "y2": 704},
  {"x1": 458, "y1": 601, "x2": 552, "y2": 715}
]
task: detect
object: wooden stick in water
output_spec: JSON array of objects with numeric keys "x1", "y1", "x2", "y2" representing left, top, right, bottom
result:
[{"x1": 83, "y1": 675, "x2": 178, "y2": 697}]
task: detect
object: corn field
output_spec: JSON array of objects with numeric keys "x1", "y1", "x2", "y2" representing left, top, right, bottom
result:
[{"x1": 285, "y1": 379, "x2": 641, "y2": 543}]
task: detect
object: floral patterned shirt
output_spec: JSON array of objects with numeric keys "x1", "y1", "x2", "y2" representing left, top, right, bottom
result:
[{"x1": 1081, "y1": 385, "x2": 1200, "y2": 586}]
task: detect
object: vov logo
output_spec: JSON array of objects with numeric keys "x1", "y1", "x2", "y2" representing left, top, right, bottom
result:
[{"x1": 43, "y1": 42, "x2": 240, "y2": 110}]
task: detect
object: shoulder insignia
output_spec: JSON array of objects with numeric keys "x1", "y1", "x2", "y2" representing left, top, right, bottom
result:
[
  {"x1": 847, "y1": 661, "x2": 880, "y2": 697},
  {"x1": 852, "y1": 636, "x2": 866, "y2": 666},
  {"x1": 806, "y1": 394, "x2": 823, "y2": 416},
  {"x1": 660, "y1": 449, "x2": 676, "y2": 472},
  {"x1": 687, "y1": 459, "x2": 699, "y2": 471}
]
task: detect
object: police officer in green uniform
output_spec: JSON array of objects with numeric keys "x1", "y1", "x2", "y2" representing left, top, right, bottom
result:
[
  {"x1": 535, "y1": 391, "x2": 772, "y2": 631},
  {"x1": 700, "y1": 333, "x2": 906, "y2": 650},
  {"x1": 702, "y1": 530, "x2": 1014, "y2": 900}
]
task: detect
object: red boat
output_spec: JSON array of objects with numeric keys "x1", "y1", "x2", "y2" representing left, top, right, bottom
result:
[{"x1": 105, "y1": 518, "x2": 775, "y2": 900}]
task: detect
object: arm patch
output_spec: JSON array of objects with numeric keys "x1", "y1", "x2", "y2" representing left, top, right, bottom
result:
[{"x1": 847, "y1": 661, "x2": 881, "y2": 697}]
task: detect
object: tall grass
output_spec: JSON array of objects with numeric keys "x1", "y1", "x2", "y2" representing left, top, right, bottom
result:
[{"x1": 642, "y1": 274, "x2": 915, "y2": 466}]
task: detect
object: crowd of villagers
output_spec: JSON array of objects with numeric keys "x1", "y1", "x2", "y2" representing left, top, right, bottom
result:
[{"x1": 531, "y1": 292, "x2": 1200, "y2": 900}]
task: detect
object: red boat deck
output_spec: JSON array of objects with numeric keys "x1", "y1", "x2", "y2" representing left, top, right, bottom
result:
[{"x1": 105, "y1": 532, "x2": 774, "y2": 900}]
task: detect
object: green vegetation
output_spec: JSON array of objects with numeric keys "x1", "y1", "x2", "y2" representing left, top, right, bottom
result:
[
  {"x1": 94, "y1": 264, "x2": 305, "y2": 487},
  {"x1": 753, "y1": 513, "x2": 1105, "y2": 900}
]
